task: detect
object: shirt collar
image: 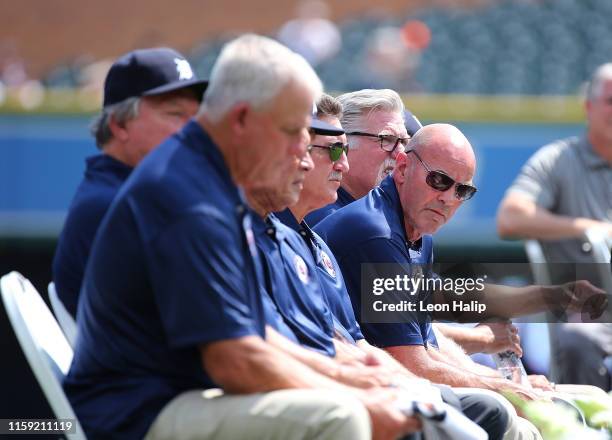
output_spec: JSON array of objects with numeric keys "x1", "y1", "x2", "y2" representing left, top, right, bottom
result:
[
  {"x1": 578, "y1": 135, "x2": 610, "y2": 169},
  {"x1": 275, "y1": 208, "x2": 301, "y2": 232},
  {"x1": 181, "y1": 119, "x2": 249, "y2": 208},
  {"x1": 275, "y1": 208, "x2": 319, "y2": 248},
  {"x1": 337, "y1": 186, "x2": 356, "y2": 207},
  {"x1": 87, "y1": 154, "x2": 133, "y2": 179},
  {"x1": 378, "y1": 175, "x2": 423, "y2": 251},
  {"x1": 263, "y1": 213, "x2": 289, "y2": 241}
]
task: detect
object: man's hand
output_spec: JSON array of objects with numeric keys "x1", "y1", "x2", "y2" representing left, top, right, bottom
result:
[
  {"x1": 357, "y1": 388, "x2": 422, "y2": 440},
  {"x1": 335, "y1": 363, "x2": 395, "y2": 389},
  {"x1": 527, "y1": 374, "x2": 555, "y2": 392},
  {"x1": 495, "y1": 378, "x2": 547, "y2": 402},
  {"x1": 546, "y1": 280, "x2": 608, "y2": 320},
  {"x1": 474, "y1": 321, "x2": 523, "y2": 356}
]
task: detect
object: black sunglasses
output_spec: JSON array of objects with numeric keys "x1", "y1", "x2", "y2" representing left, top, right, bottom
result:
[
  {"x1": 308, "y1": 141, "x2": 349, "y2": 162},
  {"x1": 346, "y1": 131, "x2": 409, "y2": 153},
  {"x1": 408, "y1": 150, "x2": 477, "y2": 201}
]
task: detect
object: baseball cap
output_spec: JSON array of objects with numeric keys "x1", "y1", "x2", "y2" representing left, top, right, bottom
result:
[
  {"x1": 404, "y1": 108, "x2": 423, "y2": 137},
  {"x1": 103, "y1": 47, "x2": 208, "y2": 107},
  {"x1": 310, "y1": 103, "x2": 344, "y2": 136}
]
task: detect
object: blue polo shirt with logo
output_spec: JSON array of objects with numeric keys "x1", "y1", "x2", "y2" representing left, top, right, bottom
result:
[
  {"x1": 304, "y1": 186, "x2": 355, "y2": 226},
  {"x1": 276, "y1": 209, "x2": 364, "y2": 343},
  {"x1": 315, "y1": 175, "x2": 438, "y2": 349},
  {"x1": 64, "y1": 120, "x2": 267, "y2": 440},
  {"x1": 53, "y1": 154, "x2": 132, "y2": 318},
  {"x1": 253, "y1": 214, "x2": 336, "y2": 356}
]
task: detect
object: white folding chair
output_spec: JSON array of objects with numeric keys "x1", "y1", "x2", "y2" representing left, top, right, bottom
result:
[
  {"x1": 1, "y1": 271, "x2": 86, "y2": 439},
  {"x1": 48, "y1": 282, "x2": 78, "y2": 348},
  {"x1": 522, "y1": 240, "x2": 552, "y2": 375},
  {"x1": 524, "y1": 239, "x2": 552, "y2": 285}
]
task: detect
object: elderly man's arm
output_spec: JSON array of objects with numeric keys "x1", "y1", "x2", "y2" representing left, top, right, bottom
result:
[
  {"x1": 201, "y1": 335, "x2": 423, "y2": 438},
  {"x1": 432, "y1": 327, "x2": 503, "y2": 377},
  {"x1": 433, "y1": 280, "x2": 607, "y2": 322},
  {"x1": 265, "y1": 326, "x2": 395, "y2": 389},
  {"x1": 497, "y1": 192, "x2": 612, "y2": 240},
  {"x1": 383, "y1": 344, "x2": 539, "y2": 401},
  {"x1": 201, "y1": 335, "x2": 352, "y2": 392},
  {"x1": 433, "y1": 322, "x2": 522, "y2": 356},
  {"x1": 355, "y1": 338, "x2": 420, "y2": 378}
]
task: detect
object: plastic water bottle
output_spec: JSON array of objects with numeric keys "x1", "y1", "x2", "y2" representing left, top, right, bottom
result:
[{"x1": 492, "y1": 350, "x2": 532, "y2": 388}]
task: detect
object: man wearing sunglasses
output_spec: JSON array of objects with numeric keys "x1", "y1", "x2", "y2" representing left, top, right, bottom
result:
[
  {"x1": 273, "y1": 95, "x2": 510, "y2": 440},
  {"x1": 316, "y1": 123, "x2": 607, "y2": 438},
  {"x1": 303, "y1": 89, "x2": 521, "y2": 358},
  {"x1": 315, "y1": 124, "x2": 535, "y2": 395},
  {"x1": 305, "y1": 89, "x2": 418, "y2": 226}
]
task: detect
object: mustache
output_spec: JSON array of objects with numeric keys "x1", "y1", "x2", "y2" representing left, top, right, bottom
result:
[
  {"x1": 381, "y1": 157, "x2": 396, "y2": 170},
  {"x1": 375, "y1": 157, "x2": 397, "y2": 185},
  {"x1": 328, "y1": 170, "x2": 343, "y2": 181}
]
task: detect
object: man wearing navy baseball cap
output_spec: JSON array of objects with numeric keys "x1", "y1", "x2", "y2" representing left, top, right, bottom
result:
[{"x1": 53, "y1": 47, "x2": 206, "y2": 319}]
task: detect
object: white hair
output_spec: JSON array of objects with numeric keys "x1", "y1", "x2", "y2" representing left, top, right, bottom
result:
[
  {"x1": 586, "y1": 63, "x2": 612, "y2": 101},
  {"x1": 201, "y1": 34, "x2": 323, "y2": 121},
  {"x1": 90, "y1": 97, "x2": 140, "y2": 149},
  {"x1": 336, "y1": 89, "x2": 405, "y2": 150}
]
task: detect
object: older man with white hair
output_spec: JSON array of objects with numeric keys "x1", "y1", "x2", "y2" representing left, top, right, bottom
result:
[{"x1": 64, "y1": 35, "x2": 419, "y2": 440}]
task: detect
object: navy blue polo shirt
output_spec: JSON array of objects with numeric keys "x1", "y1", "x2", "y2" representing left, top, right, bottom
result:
[
  {"x1": 304, "y1": 186, "x2": 355, "y2": 226},
  {"x1": 253, "y1": 214, "x2": 336, "y2": 357},
  {"x1": 53, "y1": 154, "x2": 132, "y2": 318},
  {"x1": 315, "y1": 175, "x2": 438, "y2": 349},
  {"x1": 276, "y1": 209, "x2": 364, "y2": 343},
  {"x1": 64, "y1": 120, "x2": 266, "y2": 440}
]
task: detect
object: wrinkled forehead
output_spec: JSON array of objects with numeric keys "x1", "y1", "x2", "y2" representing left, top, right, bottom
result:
[{"x1": 363, "y1": 110, "x2": 407, "y2": 136}]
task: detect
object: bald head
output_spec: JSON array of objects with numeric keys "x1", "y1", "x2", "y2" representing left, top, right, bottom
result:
[
  {"x1": 407, "y1": 123, "x2": 476, "y2": 174},
  {"x1": 394, "y1": 123, "x2": 477, "y2": 241}
]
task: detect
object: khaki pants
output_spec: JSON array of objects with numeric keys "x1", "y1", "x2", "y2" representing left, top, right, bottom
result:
[
  {"x1": 452, "y1": 388, "x2": 543, "y2": 440},
  {"x1": 145, "y1": 388, "x2": 371, "y2": 440}
]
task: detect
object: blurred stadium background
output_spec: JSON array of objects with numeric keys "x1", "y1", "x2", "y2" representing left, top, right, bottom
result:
[{"x1": 0, "y1": 0, "x2": 605, "y2": 424}]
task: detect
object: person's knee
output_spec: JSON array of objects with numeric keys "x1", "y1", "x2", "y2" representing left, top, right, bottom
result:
[
  {"x1": 476, "y1": 394, "x2": 509, "y2": 440},
  {"x1": 302, "y1": 391, "x2": 370, "y2": 440}
]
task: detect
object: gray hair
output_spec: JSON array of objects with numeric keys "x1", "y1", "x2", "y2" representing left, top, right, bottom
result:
[
  {"x1": 336, "y1": 89, "x2": 404, "y2": 149},
  {"x1": 90, "y1": 97, "x2": 140, "y2": 149},
  {"x1": 586, "y1": 63, "x2": 612, "y2": 101},
  {"x1": 201, "y1": 34, "x2": 323, "y2": 121},
  {"x1": 316, "y1": 93, "x2": 342, "y2": 120}
]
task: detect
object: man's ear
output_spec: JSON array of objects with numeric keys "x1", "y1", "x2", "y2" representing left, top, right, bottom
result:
[
  {"x1": 228, "y1": 103, "x2": 251, "y2": 136},
  {"x1": 108, "y1": 114, "x2": 130, "y2": 142},
  {"x1": 393, "y1": 151, "x2": 408, "y2": 184}
]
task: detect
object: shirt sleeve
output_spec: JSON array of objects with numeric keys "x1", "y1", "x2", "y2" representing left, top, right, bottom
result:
[
  {"x1": 505, "y1": 142, "x2": 565, "y2": 210},
  {"x1": 146, "y1": 212, "x2": 261, "y2": 349},
  {"x1": 339, "y1": 237, "x2": 430, "y2": 348}
]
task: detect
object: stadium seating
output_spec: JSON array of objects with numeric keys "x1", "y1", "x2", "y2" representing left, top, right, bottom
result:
[{"x1": 34, "y1": 1, "x2": 612, "y2": 96}]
